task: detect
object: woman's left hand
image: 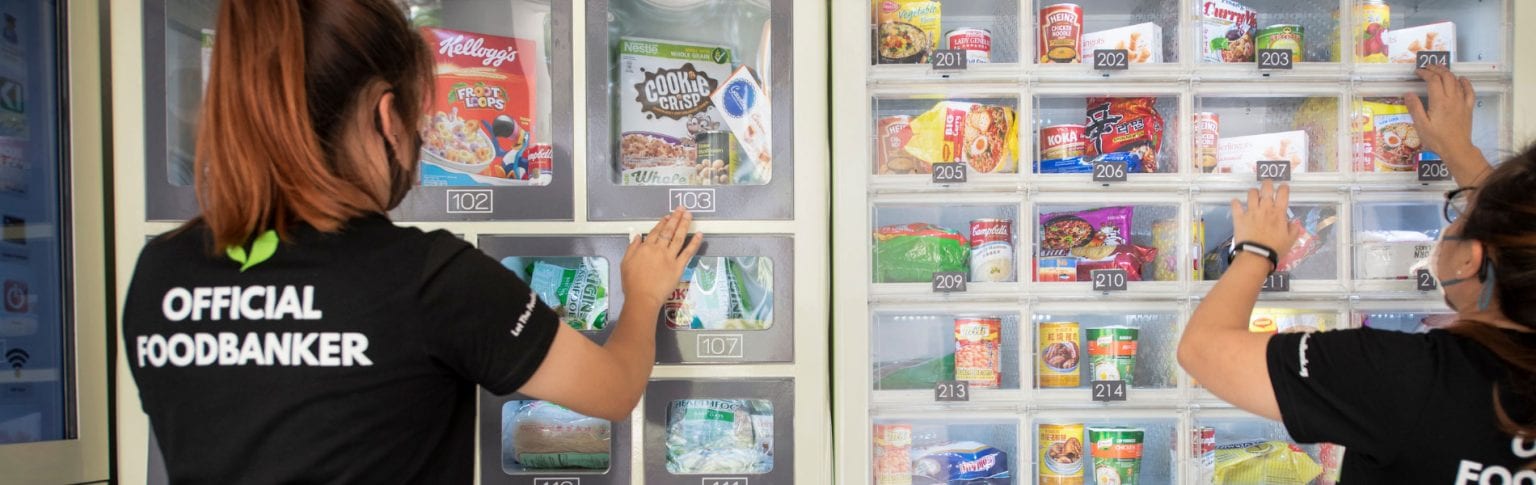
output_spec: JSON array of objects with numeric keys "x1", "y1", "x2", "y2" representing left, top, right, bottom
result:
[{"x1": 1231, "y1": 181, "x2": 1303, "y2": 260}]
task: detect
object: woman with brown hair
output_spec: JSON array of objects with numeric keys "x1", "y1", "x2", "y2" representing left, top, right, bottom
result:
[
  {"x1": 1179, "y1": 64, "x2": 1535, "y2": 483},
  {"x1": 122, "y1": 1, "x2": 700, "y2": 482}
]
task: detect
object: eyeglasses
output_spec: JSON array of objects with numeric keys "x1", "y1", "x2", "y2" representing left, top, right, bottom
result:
[{"x1": 1444, "y1": 187, "x2": 1474, "y2": 223}]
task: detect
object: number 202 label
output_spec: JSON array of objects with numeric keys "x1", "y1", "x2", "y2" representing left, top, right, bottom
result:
[
  {"x1": 669, "y1": 188, "x2": 717, "y2": 213},
  {"x1": 445, "y1": 189, "x2": 493, "y2": 214}
]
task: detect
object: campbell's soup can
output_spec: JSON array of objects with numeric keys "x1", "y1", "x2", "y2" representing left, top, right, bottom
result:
[
  {"x1": 969, "y1": 219, "x2": 1015, "y2": 282},
  {"x1": 523, "y1": 143, "x2": 554, "y2": 179},
  {"x1": 1193, "y1": 113, "x2": 1220, "y2": 173},
  {"x1": 1039, "y1": 3, "x2": 1084, "y2": 64},
  {"x1": 1038, "y1": 321, "x2": 1081, "y2": 388},
  {"x1": 1040, "y1": 422, "x2": 1086, "y2": 484},
  {"x1": 1040, "y1": 124, "x2": 1087, "y2": 162},
  {"x1": 945, "y1": 28, "x2": 992, "y2": 64}
]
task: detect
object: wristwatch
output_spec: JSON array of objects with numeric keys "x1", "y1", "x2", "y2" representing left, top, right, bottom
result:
[{"x1": 1228, "y1": 241, "x2": 1279, "y2": 272}]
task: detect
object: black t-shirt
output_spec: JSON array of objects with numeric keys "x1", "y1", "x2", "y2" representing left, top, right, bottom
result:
[
  {"x1": 123, "y1": 215, "x2": 561, "y2": 484},
  {"x1": 1268, "y1": 327, "x2": 1536, "y2": 484}
]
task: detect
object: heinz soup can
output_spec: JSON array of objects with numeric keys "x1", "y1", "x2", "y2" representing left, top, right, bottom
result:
[
  {"x1": 969, "y1": 219, "x2": 1015, "y2": 282},
  {"x1": 1193, "y1": 112, "x2": 1220, "y2": 173},
  {"x1": 946, "y1": 28, "x2": 992, "y2": 64},
  {"x1": 1039, "y1": 3, "x2": 1084, "y2": 64}
]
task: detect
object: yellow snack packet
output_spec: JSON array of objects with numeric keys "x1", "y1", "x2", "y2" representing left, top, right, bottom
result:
[
  {"x1": 1215, "y1": 440, "x2": 1323, "y2": 485},
  {"x1": 904, "y1": 101, "x2": 1019, "y2": 174}
]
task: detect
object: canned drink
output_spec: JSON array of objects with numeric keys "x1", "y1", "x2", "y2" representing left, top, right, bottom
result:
[
  {"x1": 1193, "y1": 112, "x2": 1220, "y2": 173},
  {"x1": 1038, "y1": 322, "x2": 1081, "y2": 388},
  {"x1": 1355, "y1": 0, "x2": 1390, "y2": 62},
  {"x1": 1088, "y1": 427, "x2": 1146, "y2": 485},
  {"x1": 945, "y1": 28, "x2": 992, "y2": 64},
  {"x1": 1192, "y1": 426, "x2": 1216, "y2": 485},
  {"x1": 524, "y1": 143, "x2": 554, "y2": 179},
  {"x1": 1040, "y1": 423, "x2": 1086, "y2": 485},
  {"x1": 695, "y1": 131, "x2": 738, "y2": 186},
  {"x1": 1039, "y1": 4, "x2": 1084, "y2": 64},
  {"x1": 873, "y1": 424, "x2": 913, "y2": 485},
  {"x1": 1086, "y1": 326, "x2": 1139, "y2": 384},
  {"x1": 1040, "y1": 124, "x2": 1087, "y2": 164},
  {"x1": 1257, "y1": 24, "x2": 1305, "y2": 58},
  {"x1": 969, "y1": 219, "x2": 1015, "y2": 282},
  {"x1": 876, "y1": 115, "x2": 923, "y2": 174},
  {"x1": 954, "y1": 316, "x2": 1003, "y2": 388}
]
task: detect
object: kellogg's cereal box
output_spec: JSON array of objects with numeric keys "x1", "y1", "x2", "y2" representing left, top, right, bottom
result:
[
  {"x1": 419, "y1": 27, "x2": 546, "y2": 187},
  {"x1": 618, "y1": 37, "x2": 735, "y2": 186}
]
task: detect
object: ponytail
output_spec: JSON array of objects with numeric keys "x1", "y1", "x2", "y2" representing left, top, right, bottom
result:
[{"x1": 193, "y1": 0, "x2": 433, "y2": 252}]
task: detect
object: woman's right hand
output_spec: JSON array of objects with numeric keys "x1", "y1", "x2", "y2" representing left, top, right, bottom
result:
[
  {"x1": 1404, "y1": 65, "x2": 1477, "y2": 156},
  {"x1": 621, "y1": 207, "x2": 703, "y2": 308},
  {"x1": 1231, "y1": 181, "x2": 1302, "y2": 261}
]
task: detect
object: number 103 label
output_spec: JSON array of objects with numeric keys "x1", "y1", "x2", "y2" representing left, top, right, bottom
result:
[{"x1": 669, "y1": 188, "x2": 717, "y2": 213}]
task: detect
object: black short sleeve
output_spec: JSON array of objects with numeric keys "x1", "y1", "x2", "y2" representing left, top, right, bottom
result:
[
  {"x1": 1266, "y1": 328, "x2": 1437, "y2": 465},
  {"x1": 416, "y1": 233, "x2": 561, "y2": 395}
]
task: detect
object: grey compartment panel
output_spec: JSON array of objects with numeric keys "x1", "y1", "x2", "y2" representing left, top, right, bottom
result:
[{"x1": 641, "y1": 378, "x2": 794, "y2": 485}]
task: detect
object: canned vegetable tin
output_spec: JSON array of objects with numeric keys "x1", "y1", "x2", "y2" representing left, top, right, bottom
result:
[
  {"x1": 1355, "y1": 0, "x2": 1390, "y2": 62},
  {"x1": 1040, "y1": 423, "x2": 1086, "y2": 485},
  {"x1": 1088, "y1": 427, "x2": 1146, "y2": 485},
  {"x1": 695, "y1": 130, "x2": 738, "y2": 186},
  {"x1": 1086, "y1": 326, "x2": 1139, "y2": 384},
  {"x1": 945, "y1": 28, "x2": 992, "y2": 64},
  {"x1": 1041, "y1": 124, "x2": 1088, "y2": 165},
  {"x1": 954, "y1": 316, "x2": 1003, "y2": 388},
  {"x1": 1257, "y1": 24, "x2": 1305, "y2": 59}
]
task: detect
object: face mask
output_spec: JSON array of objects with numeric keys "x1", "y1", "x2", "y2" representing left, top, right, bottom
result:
[
  {"x1": 375, "y1": 110, "x2": 419, "y2": 210},
  {"x1": 1418, "y1": 231, "x2": 1496, "y2": 312}
]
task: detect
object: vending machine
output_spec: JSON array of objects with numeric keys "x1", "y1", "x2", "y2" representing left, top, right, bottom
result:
[
  {"x1": 112, "y1": 0, "x2": 828, "y2": 483},
  {"x1": 834, "y1": 1, "x2": 1533, "y2": 484}
]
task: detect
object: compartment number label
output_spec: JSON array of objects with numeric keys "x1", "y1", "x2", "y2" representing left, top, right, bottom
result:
[
  {"x1": 534, "y1": 479, "x2": 580, "y2": 485},
  {"x1": 932, "y1": 272, "x2": 967, "y2": 293},
  {"x1": 696, "y1": 334, "x2": 745, "y2": 359},
  {"x1": 935, "y1": 380, "x2": 970, "y2": 402},
  {"x1": 1092, "y1": 160, "x2": 1128, "y2": 183},
  {"x1": 1093, "y1": 49, "x2": 1129, "y2": 71},
  {"x1": 1258, "y1": 49, "x2": 1294, "y2": 70},
  {"x1": 1417, "y1": 51, "x2": 1452, "y2": 69},
  {"x1": 703, "y1": 479, "x2": 749, "y2": 485},
  {"x1": 1418, "y1": 158, "x2": 1452, "y2": 182},
  {"x1": 931, "y1": 49, "x2": 967, "y2": 72},
  {"x1": 1416, "y1": 269, "x2": 1438, "y2": 292},
  {"x1": 669, "y1": 188, "x2": 717, "y2": 213},
  {"x1": 932, "y1": 162, "x2": 968, "y2": 184},
  {"x1": 445, "y1": 189, "x2": 493, "y2": 214},
  {"x1": 1091, "y1": 380, "x2": 1128, "y2": 402},
  {"x1": 1091, "y1": 269, "x2": 1129, "y2": 292},
  {"x1": 1262, "y1": 272, "x2": 1292, "y2": 292},
  {"x1": 1256, "y1": 160, "x2": 1292, "y2": 182}
]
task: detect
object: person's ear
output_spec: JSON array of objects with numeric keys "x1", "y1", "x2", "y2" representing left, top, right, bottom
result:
[
  {"x1": 376, "y1": 91, "x2": 401, "y2": 150},
  {"x1": 1461, "y1": 240, "x2": 1488, "y2": 279}
]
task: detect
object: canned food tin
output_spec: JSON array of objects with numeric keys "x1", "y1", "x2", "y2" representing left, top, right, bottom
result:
[
  {"x1": 873, "y1": 424, "x2": 913, "y2": 485},
  {"x1": 1041, "y1": 124, "x2": 1088, "y2": 164},
  {"x1": 1039, "y1": 4, "x2": 1084, "y2": 64},
  {"x1": 695, "y1": 131, "x2": 738, "y2": 186},
  {"x1": 1040, "y1": 423, "x2": 1086, "y2": 484},
  {"x1": 945, "y1": 28, "x2": 992, "y2": 64},
  {"x1": 525, "y1": 143, "x2": 554, "y2": 179},
  {"x1": 954, "y1": 316, "x2": 1003, "y2": 388},
  {"x1": 969, "y1": 219, "x2": 1015, "y2": 282},
  {"x1": 1193, "y1": 426, "x2": 1216, "y2": 485},
  {"x1": 1086, "y1": 326, "x2": 1139, "y2": 384},
  {"x1": 1038, "y1": 322, "x2": 1081, "y2": 388},
  {"x1": 1193, "y1": 112, "x2": 1220, "y2": 173},
  {"x1": 1355, "y1": 0, "x2": 1390, "y2": 62},
  {"x1": 876, "y1": 115, "x2": 924, "y2": 174},
  {"x1": 1257, "y1": 24, "x2": 1305, "y2": 58},
  {"x1": 1089, "y1": 427, "x2": 1146, "y2": 485}
]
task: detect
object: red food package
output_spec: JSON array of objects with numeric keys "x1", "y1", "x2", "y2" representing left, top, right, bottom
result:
[
  {"x1": 1084, "y1": 97, "x2": 1165, "y2": 173},
  {"x1": 419, "y1": 27, "x2": 541, "y2": 183},
  {"x1": 1077, "y1": 244, "x2": 1158, "y2": 282}
]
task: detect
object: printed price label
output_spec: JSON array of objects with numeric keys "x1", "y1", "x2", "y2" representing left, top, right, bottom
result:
[
  {"x1": 1091, "y1": 380, "x2": 1128, "y2": 402},
  {"x1": 534, "y1": 479, "x2": 581, "y2": 485},
  {"x1": 695, "y1": 334, "x2": 745, "y2": 359},
  {"x1": 1256, "y1": 160, "x2": 1292, "y2": 182},
  {"x1": 1418, "y1": 159, "x2": 1452, "y2": 182},
  {"x1": 1416, "y1": 269, "x2": 1438, "y2": 292},
  {"x1": 1262, "y1": 272, "x2": 1292, "y2": 292},
  {"x1": 932, "y1": 162, "x2": 968, "y2": 184},
  {"x1": 1417, "y1": 50, "x2": 1452, "y2": 69},
  {"x1": 931, "y1": 49, "x2": 968, "y2": 71},
  {"x1": 1093, "y1": 49, "x2": 1130, "y2": 70},
  {"x1": 1258, "y1": 49, "x2": 1294, "y2": 70},
  {"x1": 445, "y1": 189, "x2": 493, "y2": 214},
  {"x1": 668, "y1": 188, "x2": 717, "y2": 213},
  {"x1": 932, "y1": 271, "x2": 967, "y2": 293},
  {"x1": 1091, "y1": 269, "x2": 1129, "y2": 292},
  {"x1": 1092, "y1": 160, "x2": 1128, "y2": 183},
  {"x1": 935, "y1": 380, "x2": 970, "y2": 402}
]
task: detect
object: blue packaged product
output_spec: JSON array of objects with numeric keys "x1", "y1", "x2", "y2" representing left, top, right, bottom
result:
[
  {"x1": 1039, "y1": 152, "x2": 1144, "y2": 174},
  {"x1": 910, "y1": 441, "x2": 1010, "y2": 482}
]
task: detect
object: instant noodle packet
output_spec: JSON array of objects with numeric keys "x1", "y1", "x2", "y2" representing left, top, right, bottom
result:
[
  {"x1": 904, "y1": 101, "x2": 1019, "y2": 174},
  {"x1": 1214, "y1": 440, "x2": 1323, "y2": 485},
  {"x1": 1085, "y1": 98, "x2": 1165, "y2": 173},
  {"x1": 1352, "y1": 98, "x2": 1421, "y2": 172}
]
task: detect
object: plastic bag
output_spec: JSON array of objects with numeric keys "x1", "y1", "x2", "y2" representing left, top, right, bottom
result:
[
  {"x1": 1214, "y1": 440, "x2": 1322, "y2": 485},
  {"x1": 873, "y1": 223, "x2": 970, "y2": 283},
  {"x1": 1085, "y1": 97, "x2": 1165, "y2": 173},
  {"x1": 911, "y1": 441, "x2": 1010, "y2": 483},
  {"x1": 505, "y1": 401, "x2": 611, "y2": 469},
  {"x1": 667, "y1": 257, "x2": 774, "y2": 330},
  {"x1": 666, "y1": 400, "x2": 773, "y2": 474},
  {"x1": 904, "y1": 102, "x2": 1019, "y2": 173},
  {"x1": 504, "y1": 257, "x2": 609, "y2": 331}
]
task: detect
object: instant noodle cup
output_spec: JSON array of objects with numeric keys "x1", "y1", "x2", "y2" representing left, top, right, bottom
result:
[
  {"x1": 1038, "y1": 322, "x2": 1081, "y2": 388},
  {"x1": 1088, "y1": 427, "x2": 1145, "y2": 485},
  {"x1": 1086, "y1": 326, "x2": 1138, "y2": 384},
  {"x1": 1040, "y1": 423, "x2": 1086, "y2": 484},
  {"x1": 905, "y1": 101, "x2": 1019, "y2": 173}
]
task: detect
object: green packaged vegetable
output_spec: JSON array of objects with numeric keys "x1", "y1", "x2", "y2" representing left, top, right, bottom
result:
[{"x1": 873, "y1": 223, "x2": 970, "y2": 283}]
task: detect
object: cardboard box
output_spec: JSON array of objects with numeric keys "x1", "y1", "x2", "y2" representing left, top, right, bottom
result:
[
  {"x1": 1080, "y1": 22, "x2": 1164, "y2": 64},
  {"x1": 1385, "y1": 22, "x2": 1456, "y2": 64},
  {"x1": 1217, "y1": 130, "x2": 1310, "y2": 173}
]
